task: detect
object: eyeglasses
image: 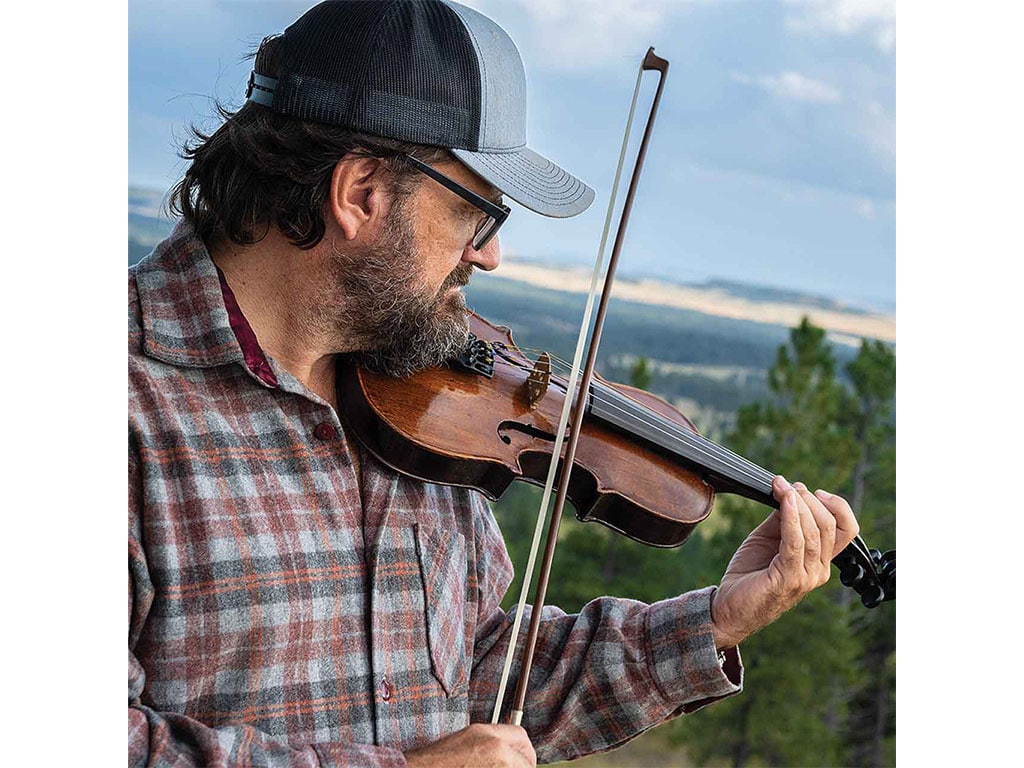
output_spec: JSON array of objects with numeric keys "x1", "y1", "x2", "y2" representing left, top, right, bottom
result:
[{"x1": 402, "y1": 154, "x2": 510, "y2": 250}]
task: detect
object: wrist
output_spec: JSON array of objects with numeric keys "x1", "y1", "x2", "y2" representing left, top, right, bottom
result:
[{"x1": 710, "y1": 587, "x2": 740, "y2": 651}]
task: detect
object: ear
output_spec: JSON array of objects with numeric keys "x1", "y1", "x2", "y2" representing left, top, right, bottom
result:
[{"x1": 328, "y1": 155, "x2": 390, "y2": 241}]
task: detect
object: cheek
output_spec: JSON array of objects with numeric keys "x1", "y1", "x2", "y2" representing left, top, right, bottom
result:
[{"x1": 412, "y1": 212, "x2": 470, "y2": 283}]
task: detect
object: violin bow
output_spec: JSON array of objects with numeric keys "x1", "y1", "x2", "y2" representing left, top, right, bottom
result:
[
  {"x1": 491, "y1": 47, "x2": 670, "y2": 726},
  {"x1": 489, "y1": 45, "x2": 894, "y2": 726}
]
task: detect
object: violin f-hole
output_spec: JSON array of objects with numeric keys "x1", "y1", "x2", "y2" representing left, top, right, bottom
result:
[{"x1": 497, "y1": 420, "x2": 559, "y2": 445}]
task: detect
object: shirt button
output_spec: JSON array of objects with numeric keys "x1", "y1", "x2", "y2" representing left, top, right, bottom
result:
[
  {"x1": 313, "y1": 422, "x2": 337, "y2": 441},
  {"x1": 379, "y1": 677, "x2": 392, "y2": 701}
]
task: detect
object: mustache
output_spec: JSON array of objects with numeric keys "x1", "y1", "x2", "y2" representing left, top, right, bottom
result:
[{"x1": 440, "y1": 263, "x2": 474, "y2": 292}]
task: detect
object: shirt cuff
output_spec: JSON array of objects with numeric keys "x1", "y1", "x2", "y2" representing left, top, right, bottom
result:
[{"x1": 644, "y1": 586, "x2": 743, "y2": 714}]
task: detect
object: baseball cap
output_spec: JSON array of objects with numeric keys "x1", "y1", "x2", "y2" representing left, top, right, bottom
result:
[{"x1": 244, "y1": 0, "x2": 595, "y2": 218}]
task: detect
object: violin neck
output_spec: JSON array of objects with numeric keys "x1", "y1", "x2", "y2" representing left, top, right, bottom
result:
[{"x1": 588, "y1": 381, "x2": 778, "y2": 508}]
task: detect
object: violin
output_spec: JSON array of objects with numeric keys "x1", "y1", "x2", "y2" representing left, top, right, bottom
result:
[{"x1": 336, "y1": 311, "x2": 896, "y2": 609}]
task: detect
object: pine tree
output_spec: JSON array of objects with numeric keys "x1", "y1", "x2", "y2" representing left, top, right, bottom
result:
[
  {"x1": 840, "y1": 340, "x2": 896, "y2": 768},
  {"x1": 674, "y1": 318, "x2": 864, "y2": 767}
]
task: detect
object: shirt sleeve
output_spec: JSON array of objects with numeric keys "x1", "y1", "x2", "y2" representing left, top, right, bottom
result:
[
  {"x1": 465, "y1": 494, "x2": 743, "y2": 764},
  {"x1": 128, "y1": 447, "x2": 408, "y2": 768}
]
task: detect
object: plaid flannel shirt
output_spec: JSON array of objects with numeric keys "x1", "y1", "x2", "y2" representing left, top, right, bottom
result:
[{"x1": 128, "y1": 221, "x2": 742, "y2": 767}]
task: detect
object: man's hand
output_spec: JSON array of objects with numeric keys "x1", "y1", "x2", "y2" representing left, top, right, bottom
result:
[
  {"x1": 404, "y1": 723, "x2": 536, "y2": 768},
  {"x1": 710, "y1": 475, "x2": 860, "y2": 650}
]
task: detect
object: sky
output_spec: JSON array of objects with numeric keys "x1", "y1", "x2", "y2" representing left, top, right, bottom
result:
[{"x1": 129, "y1": 0, "x2": 896, "y2": 310}]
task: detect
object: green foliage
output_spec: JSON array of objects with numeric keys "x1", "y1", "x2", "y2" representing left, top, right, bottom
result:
[
  {"x1": 839, "y1": 340, "x2": 897, "y2": 768},
  {"x1": 630, "y1": 356, "x2": 653, "y2": 391},
  {"x1": 492, "y1": 484, "x2": 714, "y2": 616},
  {"x1": 673, "y1": 319, "x2": 896, "y2": 768}
]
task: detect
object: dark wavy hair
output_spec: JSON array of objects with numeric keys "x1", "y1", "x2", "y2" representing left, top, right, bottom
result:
[{"x1": 169, "y1": 34, "x2": 448, "y2": 249}]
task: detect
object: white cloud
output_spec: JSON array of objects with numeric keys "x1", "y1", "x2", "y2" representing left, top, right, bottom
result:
[
  {"x1": 731, "y1": 70, "x2": 842, "y2": 103},
  {"x1": 784, "y1": 0, "x2": 896, "y2": 53},
  {"x1": 856, "y1": 197, "x2": 875, "y2": 218},
  {"x1": 467, "y1": 0, "x2": 684, "y2": 72},
  {"x1": 855, "y1": 100, "x2": 896, "y2": 162}
]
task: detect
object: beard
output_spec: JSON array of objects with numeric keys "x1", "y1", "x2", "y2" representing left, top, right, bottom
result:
[{"x1": 323, "y1": 204, "x2": 473, "y2": 378}]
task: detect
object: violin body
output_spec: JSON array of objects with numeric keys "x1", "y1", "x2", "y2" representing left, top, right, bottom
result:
[{"x1": 337, "y1": 312, "x2": 714, "y2": 547}]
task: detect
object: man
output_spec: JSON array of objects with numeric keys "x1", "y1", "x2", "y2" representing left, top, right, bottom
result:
[{"x1": 129, "y1": 2, "x2": 859, "y2": 766}]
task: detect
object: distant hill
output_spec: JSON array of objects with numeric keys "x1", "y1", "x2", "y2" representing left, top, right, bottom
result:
[
  {"x1": 700, "y1": 278, "x2": 874, "y2": 316},
  {"x1": 129, "y1": 187, "x2": 175, "y2": 266}
]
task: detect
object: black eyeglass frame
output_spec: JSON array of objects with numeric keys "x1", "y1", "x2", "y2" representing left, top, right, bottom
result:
[{"x1": 402, "y1": 154, "x2": 510, "y2": 250}]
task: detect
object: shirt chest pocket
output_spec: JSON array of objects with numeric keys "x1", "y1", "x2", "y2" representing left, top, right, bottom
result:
[{"x1": 414, "y1": 524, "x2": 469, "y2": 697}]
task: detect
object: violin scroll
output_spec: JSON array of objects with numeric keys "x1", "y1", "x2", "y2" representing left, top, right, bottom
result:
[{"x1": 834, "y1": 541, "x2": 896, "y2": 609}]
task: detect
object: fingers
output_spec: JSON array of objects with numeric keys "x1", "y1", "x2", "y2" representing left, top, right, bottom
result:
[
  {"x1": 775, "y1": 476, "x2": 850, "y2": 586},
  {"x1": 775, "y1": 476, "x2": 821, "y2": 576},
  {"x1": 814, "y1": 489, "x2": 860, "y2": 555},
  {"x1": 771, "y1": 474, "x2": 791, "y2": 503},
  {"x1": 775, "y1": 480, "x2": 804, "y2": 575},
  {"x1": 792, "y1": 483, "x2": 823, "y2": 572},
  {"x1": 794, "y1": 482, "x2": 834, "y2": 574}
]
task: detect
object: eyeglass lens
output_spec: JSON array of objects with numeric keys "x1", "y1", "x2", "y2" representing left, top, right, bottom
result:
[{"x1": 472, "y1": 216, "x2": 499, "y2": 250}]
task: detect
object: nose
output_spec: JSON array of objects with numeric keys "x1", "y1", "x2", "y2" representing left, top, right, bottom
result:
[{"x1": 462, "y1": 234, "x2": 501, "y2": 271}]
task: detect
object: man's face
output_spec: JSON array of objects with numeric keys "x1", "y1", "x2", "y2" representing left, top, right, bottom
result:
[
  {"x1": 404, "y1": 159, "x2": 504, "y2": 296},
  {"x1": 326, "y1": 159, "x2": 502, "y2": 377}
]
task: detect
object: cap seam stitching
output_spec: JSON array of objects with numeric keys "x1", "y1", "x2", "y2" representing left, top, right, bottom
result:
[
  {"x1": 352, "y1": 0, "x2": 405, "y2": 126},
  {"x1": 469, "y1": 153, "x2": 581, "y2": 194},
  {"x1": 454, "y1": 6, "x2": 488, "y2": 147}
]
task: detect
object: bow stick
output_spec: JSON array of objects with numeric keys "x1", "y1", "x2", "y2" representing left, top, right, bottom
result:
[{"x1": 490, "y1": 47, "x2": 670, "y2": 726}]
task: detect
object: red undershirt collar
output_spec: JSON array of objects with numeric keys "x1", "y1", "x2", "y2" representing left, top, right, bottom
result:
[{"x1": 215, "y1": 265, "x2": 279, "y2": 388}]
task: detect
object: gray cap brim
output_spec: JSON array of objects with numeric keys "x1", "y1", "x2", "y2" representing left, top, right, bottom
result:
[{"x1": 451, "y1": 146, "x2": 595, "y2": 219}]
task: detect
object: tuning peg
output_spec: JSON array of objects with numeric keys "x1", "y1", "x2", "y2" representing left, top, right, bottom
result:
[
  {"x1": 860, "y1": 582, "x2": 886, "y2": 609},
  {"x1": 879, "y1": 552, "x2": 895, "y2": 600},
  {"x1": 840, "y1": 562, "x2": 865, "y2": 588}
]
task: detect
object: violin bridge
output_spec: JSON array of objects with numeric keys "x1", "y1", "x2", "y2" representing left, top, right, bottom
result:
[{"x1": 524, "y1": 352, "x2": 551, "y2": 409}]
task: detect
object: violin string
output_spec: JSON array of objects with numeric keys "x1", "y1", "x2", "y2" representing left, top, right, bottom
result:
[
  {"x1": 486, "y1": 352, "x2": 773, "y2": 490},
  {"x1": 486, "y1": 352, "x2": 881, "y2": 580},
  {"x1": 483, "y1": 347, "x2": 881, "y2": 584},
  {"x1": 487, "y1": 351, "x2": 777, "y2": 493},
  {"x1": 497, "y1": 372, "x2": 775, "y2": 500},
  {"x1": 495, "y1": 347, "x2": 775, "y2": 487}
]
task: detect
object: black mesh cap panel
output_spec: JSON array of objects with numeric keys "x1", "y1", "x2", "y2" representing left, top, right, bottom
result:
[{"x1": 272, "y1": 0, "x2": 483, "y2": 149}]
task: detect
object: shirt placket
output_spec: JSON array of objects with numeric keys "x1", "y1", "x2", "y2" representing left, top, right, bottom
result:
[{"x1": 363, "y1": 473, "x2": 405, "y2": 746}]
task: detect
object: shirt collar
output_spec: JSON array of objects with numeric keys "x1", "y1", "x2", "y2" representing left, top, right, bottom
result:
[{"x1": 134, "y1": 219, "x2": 277, "y2": 387}]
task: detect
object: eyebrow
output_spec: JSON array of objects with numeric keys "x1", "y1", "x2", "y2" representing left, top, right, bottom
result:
[{"x1": 464, "y1": 188, "x2": 503, "y2": 210}]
